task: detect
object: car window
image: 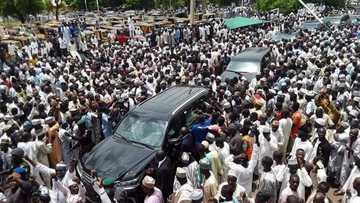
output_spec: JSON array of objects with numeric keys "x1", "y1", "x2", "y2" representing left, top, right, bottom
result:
[
  {"x1": 185, "y1": 109, "x2": 199, "y2": 127},
  {"x1": 115, "y1": 114, "x2": 167, "y2": 147},
  {"x1": 167, "y1": 112, "x2": 186, "y2": 139},
  {"x1": 185, "y1": 97, "x2": 209, "y2": 127},
  {"x1": 167, "y1": 95, "x2": 209, "y2": 139}
]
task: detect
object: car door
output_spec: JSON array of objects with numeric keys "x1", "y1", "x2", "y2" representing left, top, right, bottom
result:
[{"x1": 164, "y1": 95, "x2": 208, "y2": 157}]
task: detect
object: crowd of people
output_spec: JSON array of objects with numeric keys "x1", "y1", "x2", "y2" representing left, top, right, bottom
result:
[{"x1": 1, "y1": 4, "x2": 360, "y2": 203}]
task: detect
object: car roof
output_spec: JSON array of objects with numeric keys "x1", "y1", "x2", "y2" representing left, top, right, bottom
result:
[
  {"x1": 231, "y1": 47, "x2": 270, "y2": 63},
  {"x1": 225, "y1": 47, "x2": 270, "y2": 74},
  {"x1": 133, "y1": 86, "x2": 209, "y2": 120}
]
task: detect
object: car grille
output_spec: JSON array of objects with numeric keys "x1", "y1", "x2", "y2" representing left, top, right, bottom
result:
[
  {"x1": 77, "y1": 163, "x2": 138, "y2": 203},
  {"x1": 77, "y1": 163, "x2": 100, "y2": 202}
]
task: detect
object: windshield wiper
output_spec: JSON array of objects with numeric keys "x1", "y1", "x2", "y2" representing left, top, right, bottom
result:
[
  {"x1": 131, "y1": 140, "x2": 154, "y2": 150},
  {"x1": 114, "y1": 133, "x2": 154, "y2": 150},
  {"x1": 114, "y1": 133, "x2": 131, "y2": 144}
]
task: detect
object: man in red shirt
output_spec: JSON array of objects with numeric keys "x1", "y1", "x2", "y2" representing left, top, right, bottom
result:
[{"x1": 290, "y1": 102, "x2": 302, "y2": 151}]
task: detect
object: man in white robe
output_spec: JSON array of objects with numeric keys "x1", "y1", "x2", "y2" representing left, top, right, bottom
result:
[
  {"x1": 216, "y1": 170, "x2": 246, "y2": 202},
  {"x1": 336, "y1": 155, "x2": 360, "y2": 202},
  {"x1": 172, "y1": 167, "x2": 193, "y2": 203},
  {"x1": 340, "y1": 129, "x2": 360, "y2": 187},
  {"x1": 173, "y1": 152, "x2": 200, "y2": 191},
  {"x1": 291, "y1": 131, "x2": 313, "y2": 162},
  {"x1": 259, "y1": 126, "x2": 278, "y2": 172},
  {"x1": 54, "y1": 178, "x2": 86, "y2": 203},
  {"x1": 280, "y1": 153, "x2": 312, "y2": 201},
  {"x1": 271, "y1": 120, "x2": 284, "y2": 150},
  {"x1": 258, "y1": 156, "x2": 277, "y2": 203},
  {"x1": 225, "y1": 134, "x2": 259, "y2": 196},
  {"x1": 279, "y1": 111, "x2": 293, "y2": 159},
  {"x1": 279, "y1": 174, "x2": 302, "y2": 203}
]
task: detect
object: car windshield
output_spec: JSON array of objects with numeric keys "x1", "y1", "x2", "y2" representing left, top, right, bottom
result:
[{"x1": 114, "y1": 114, "x2": 167, "y2": 148}]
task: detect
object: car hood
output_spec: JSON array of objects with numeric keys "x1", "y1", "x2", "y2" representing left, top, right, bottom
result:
[{"x1": 83, "y1": 137, "x2": 156, "y2": 180}]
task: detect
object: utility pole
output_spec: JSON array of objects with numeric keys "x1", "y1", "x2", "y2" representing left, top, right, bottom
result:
[
  {"x1": 190, "y1": 0, "x2": 195, "y2": 25},
  {"x1": 55, "y1": 1, "x2": 59, "y2": 21}
]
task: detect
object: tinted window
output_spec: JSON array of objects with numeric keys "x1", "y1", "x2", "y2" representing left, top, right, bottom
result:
[{"x1": 167, "y1": 113, "x2": 186, "y2": 139}]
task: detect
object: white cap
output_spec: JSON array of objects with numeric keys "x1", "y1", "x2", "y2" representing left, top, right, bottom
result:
[
  {"x1": 176, "y1": 167, "x2": 187, "y2": 179},
  {"x1": 0, "y1": 135, "x2": 10, "y2": 144},
  {"x1": 314, "y1": 118, "x2": 326, "y2": 127},
  {"x1": 350, "y1": 110, "x2": 359, "y2": 117},
  {"x1": 306, "y1": 91, "x2": 315, "y2": 97},
  {"x1": 44, "y1": 117, "x2": 55, "y2": 124},
  {"x1": 223, "y1": 102, "x2": 231, "y2": 109},
  {"x1": 0, "y1": 122, "x2": 12, "y2": 131},
  {"x1": 181, "y1": 152, "x2": 190, "y2": 162},
  {"x1": 68, "y1": 179, "x2": 77, "y2": 187},
  {"x1": 201, "y1": 141, "x2": 209, "y2": 149},
  {"x1": 263, "y1": 126, "x2": 270, "y2": 133},
  {"x1": 288, "y1": 157, "x2": 297, "y2": 165},
  {"x1": 142, "y1": 175, "x2": 155, "y2": 189},
  {"x1": 228, "y1": 170, "x2": 237, "y2": 178},
  {"x1": 31, "y1": 119, "x2": 42, "y2": 126},
  {"x1": 206, "y1": 133, "x2": 215, "y2": 142}
]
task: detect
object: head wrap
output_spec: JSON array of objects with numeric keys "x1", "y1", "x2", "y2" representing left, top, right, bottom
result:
[
  {"x1": 11, "y1": 148, "x2": 24, "y2": 157},
  {"x1": 201, "y1": 141, "x2": 209, "y2": 149},
  {"x1": 199, "y1": 158, "x2": 211, "y2": 170},
  {"x1": 142, "y1": 175, "x2": 155, "y2": 189},
  {"x1": 176, "y1": 167, "x2": 187, "y2": 179}
]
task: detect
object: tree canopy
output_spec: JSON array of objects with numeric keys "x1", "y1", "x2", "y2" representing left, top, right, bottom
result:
[
  {"x1": 0, "y1": 0, "x2": 45, "y2": 22},
  {"x1": 0, "y1": 0, "x2": 349, "y2": 22},
  {"x1": 255, "y1": 0, "x2": 347, "y2": 13},
  {"x1": 256, "y1": 0, "x2": 300, "y2": 13}
]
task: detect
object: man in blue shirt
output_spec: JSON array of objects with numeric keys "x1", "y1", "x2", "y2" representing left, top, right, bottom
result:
[{"x1": 191, "y1": 114, "x2": 212, "y2": 144}]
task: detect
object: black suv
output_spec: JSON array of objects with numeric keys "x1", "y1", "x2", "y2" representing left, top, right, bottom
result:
[{"x1": 77, "y1": 86, "x2": 209, "y2": 202}]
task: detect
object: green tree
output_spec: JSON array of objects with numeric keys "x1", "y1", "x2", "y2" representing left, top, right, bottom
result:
[
  {"x1": 256, "y1": 0, "x2": 299, "y2": 13},
  {"x1": 304, "y1": 0, "x2": 346, "y2": 8},
  {"x1": 0, "y1": 0, "x2": 45, "y2": 22},
  {"x1": 208, "y1": 0, "x2": 238, "y2": 6},
  {"x1": 102, "y1": 0, "x2": 124, "y2": 7},
  {"x1": 124, "y1": 0, "x2": 154, "y2": 9},
  {"x1": 65, "y1": 0, "x2": 102, "y2": 10},
  {"x1": 154, "y1": 0, "x2": 185, "y2": 8}
]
